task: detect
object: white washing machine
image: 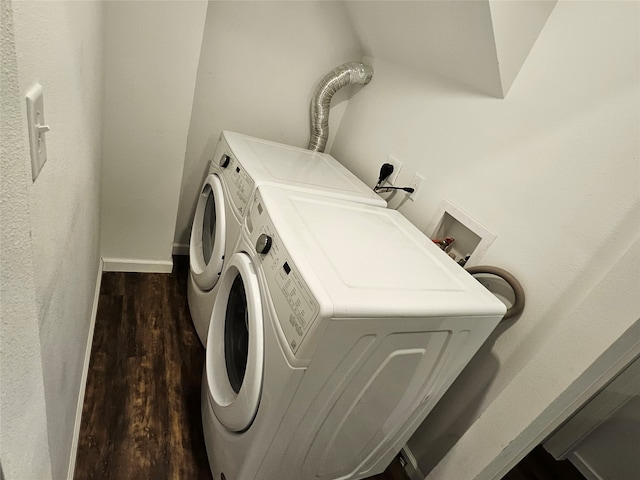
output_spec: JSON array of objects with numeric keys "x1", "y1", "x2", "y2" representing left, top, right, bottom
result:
[
  {"x1": 187, "y1": 131, "x2": 386, "y2": 345},
  {"x1": 202, "y1": 185, "x2": 506, "y2": 480}
]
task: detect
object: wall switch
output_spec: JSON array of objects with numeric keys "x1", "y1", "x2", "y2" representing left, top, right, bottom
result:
[
  {"x1": 385, "y1": 155, "x2": 404, "y2": 185},
  {"x1": 408, "y1": 173, "x2": 424, "y2": 201},
  {"x1": 26, "y1": 83, "x2": 50, "y2": 181}
]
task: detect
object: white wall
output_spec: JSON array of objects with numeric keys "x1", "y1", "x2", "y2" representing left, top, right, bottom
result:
[
  {"x1": 490, "y1": 1, "x2": 556, "y2": 96},
  {"x1": 173, "y1": 0, "x2": 364, "y2": 248},
  {"x1": 329, "y1": 1, "x2": 639, "y2": 477},
  {"x1": 2, "y1": 1, "x2": 105, "y2": 479},
  {"x1": 0, "y1": 2, "x2": 52, "y2": 478},
  {"x1": 101, "y1": 0, "x2": 207, "y2": 271}
]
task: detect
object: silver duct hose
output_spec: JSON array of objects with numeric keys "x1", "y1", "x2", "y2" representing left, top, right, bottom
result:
[{"x1": 308, "y1": 62, "x2": 374, "y2": 153}]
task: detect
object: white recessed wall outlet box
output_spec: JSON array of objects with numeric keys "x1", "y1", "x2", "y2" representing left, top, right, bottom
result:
[
  {"x1": 385, "y1": 155, "x2": 403, "y2": 185},
  {"x1": 26, "y1": 83, "x2": 51, "y2": 181},
  {"x1": 426, "y1": 200, "x2": 497, "y2": 267},
  {"x1": 408, "y1": 173, "x2": 424, "y2": 201}
]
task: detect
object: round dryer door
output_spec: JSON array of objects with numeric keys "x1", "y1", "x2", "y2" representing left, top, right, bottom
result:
[
  {"x1": 190, "y1": 174, "x2": 226, "y2": 291},
  {"x1": 206, "y1": 252, "x2": 264, "y2": 432}
]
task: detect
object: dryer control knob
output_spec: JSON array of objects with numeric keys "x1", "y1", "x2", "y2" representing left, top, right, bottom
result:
[
  {"x1": 256, "y1": 234, "x2": 272, "y2": 255},
  {"x1": 220, "y1": 154, "x2": 231, "y2": 168}
]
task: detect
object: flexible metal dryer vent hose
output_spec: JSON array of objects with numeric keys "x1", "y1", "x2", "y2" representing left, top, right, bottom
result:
[{"x1": 308, "y1": 62, "x2": 374, "y2": 153}]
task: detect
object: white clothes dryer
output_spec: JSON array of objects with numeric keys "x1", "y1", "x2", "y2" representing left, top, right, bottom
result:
[
  {"x1": 202, "y1": 185, "x2": 505, "y2": 480},
  {"x1": 187, "y1": 131, "x2": 386, "y2": 345}
]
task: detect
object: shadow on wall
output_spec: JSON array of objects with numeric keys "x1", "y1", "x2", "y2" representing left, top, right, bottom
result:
[
  {"x1": 179, "y1": 133, "x2": 220, "y2": 243},
  {"x1": 409, "y1": 318, "x2": 519, "y2": 475},
  {"x1": 200, "y1": 133, "x2": 219, "y2": 181}
]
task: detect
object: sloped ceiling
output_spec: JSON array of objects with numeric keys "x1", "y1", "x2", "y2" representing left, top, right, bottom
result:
[
  {"x1": 341, "y1": 0, "x2": 556, "y2": 98},
  {"x1": 490, "y1": 1, "x2": 558, "y2": 96}
]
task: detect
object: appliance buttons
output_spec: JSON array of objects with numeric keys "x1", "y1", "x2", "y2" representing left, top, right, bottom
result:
[{"x1": 256, "y1": 234, "x2": 272, "y2": 255}]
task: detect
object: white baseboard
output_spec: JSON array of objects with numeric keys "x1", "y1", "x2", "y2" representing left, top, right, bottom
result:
[
  {"x1": 102, "y1": 257, "x2": 173, "y2": 273},
  {"x1": 172, "y1": 243, "x2": 189, "y2": 256},
  {"x1": 67, "y1": 258, "x2": 103, "y2": 480},
  {"x1": 400, "y1": 445, "x2": 425, "y2": 480}
]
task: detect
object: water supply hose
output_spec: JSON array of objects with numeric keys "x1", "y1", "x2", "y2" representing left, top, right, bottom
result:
[{"x1": 465, "y1": 266, "x2": 525, "y2": 320}]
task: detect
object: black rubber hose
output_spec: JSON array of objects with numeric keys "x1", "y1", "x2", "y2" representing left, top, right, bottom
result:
[{"x1": 465, "y1": 266, "x2": 525, "y2": 321}]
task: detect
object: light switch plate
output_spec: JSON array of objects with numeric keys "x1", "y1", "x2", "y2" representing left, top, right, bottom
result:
[{"x1": 26, "y1": 83, "x2": 49, "y2": 181}]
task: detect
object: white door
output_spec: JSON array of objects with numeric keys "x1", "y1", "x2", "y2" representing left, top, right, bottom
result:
[
  {"x1": 206, "y1": 252, "x2": 264, "y2": 432},
  {"x1": 190, "y1": 174, "x2": 226, "y2": 290}
]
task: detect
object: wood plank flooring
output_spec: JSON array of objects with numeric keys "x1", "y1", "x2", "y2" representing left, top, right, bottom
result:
[
  {"x1": 75, "y1": 258, "x2": 211, "y2": 479},
  {"x1": 74, "y1": 257, "x2": 406, "y2": 480},
  {"x1": 75, "y1": 256, "x2": 584, "y2": 480}
]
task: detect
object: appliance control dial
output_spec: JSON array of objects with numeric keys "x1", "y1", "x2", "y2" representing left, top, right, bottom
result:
[
  {"x1": 220, "y1": 154, "x2": 231, "y2": 168},
  {"x1": 256, "y1": 234, "x2": 272, "y2": 255}
]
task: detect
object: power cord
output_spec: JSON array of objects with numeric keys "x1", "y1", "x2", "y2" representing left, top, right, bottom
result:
[
  {"x1": 374, "y1": 163, "x2": 394, "y2": 189},
  {"x1": 375, "y1": 186, "x2": 415, "y2": 194},
  {"x1": 373, "y1": 163, "x2": 415, "y2": 194}
]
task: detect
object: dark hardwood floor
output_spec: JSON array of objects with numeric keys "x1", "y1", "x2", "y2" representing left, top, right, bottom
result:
[
  {"x1": 75, "y1": 259, "x2": 210, "y2": 479},
  {"x1": 75, "y1": 256, "x2": 583, "y2": 480}
]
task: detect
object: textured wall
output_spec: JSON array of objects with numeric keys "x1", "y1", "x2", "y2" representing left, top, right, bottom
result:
[
  {"x1": 329, "y1": 1, "x2": 639, "y2": 477},
  {"x1": 173, "y1": 0, "x2": 364, "y2": 248},
  {"x1": 7, "y1": 1, "x2": 105, "y2": 478},
  {"x1": 100, "y1": 0, "x2": 207, "y2": 270},
  {"x1": 0, "y1": 1, "x2": 52, "y2": 478}
]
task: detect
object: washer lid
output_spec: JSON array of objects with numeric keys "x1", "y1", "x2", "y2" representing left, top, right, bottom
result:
[
  {"x1": 254, "y1": 186, "x2": 506, "y2": 319},
  {"x1": 222, "y1": 131, "x2": 386, "y2": 207},
  {"x1": 190, "y1": 174, "x2": 226, "y2": 291},
  {"x1": 206, "y1": 253, "x2": 264, "y2": 432}
]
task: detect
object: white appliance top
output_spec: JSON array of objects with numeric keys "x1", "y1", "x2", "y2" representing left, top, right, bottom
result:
[
  {"x1": 253, "y1": 186, "x2": 506, "y2": 319},
  {"x1": 222, "y1": 131, "x2": 386, "y2": 207}
]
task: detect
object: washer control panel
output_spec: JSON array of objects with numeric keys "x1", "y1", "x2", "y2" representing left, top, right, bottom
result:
[
  {"x1": 249, "y1": 193, "x2": 319, "y2": 355},
  {"x1": 218, "y1": 150, "x2": 255, "y2": 216}
]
